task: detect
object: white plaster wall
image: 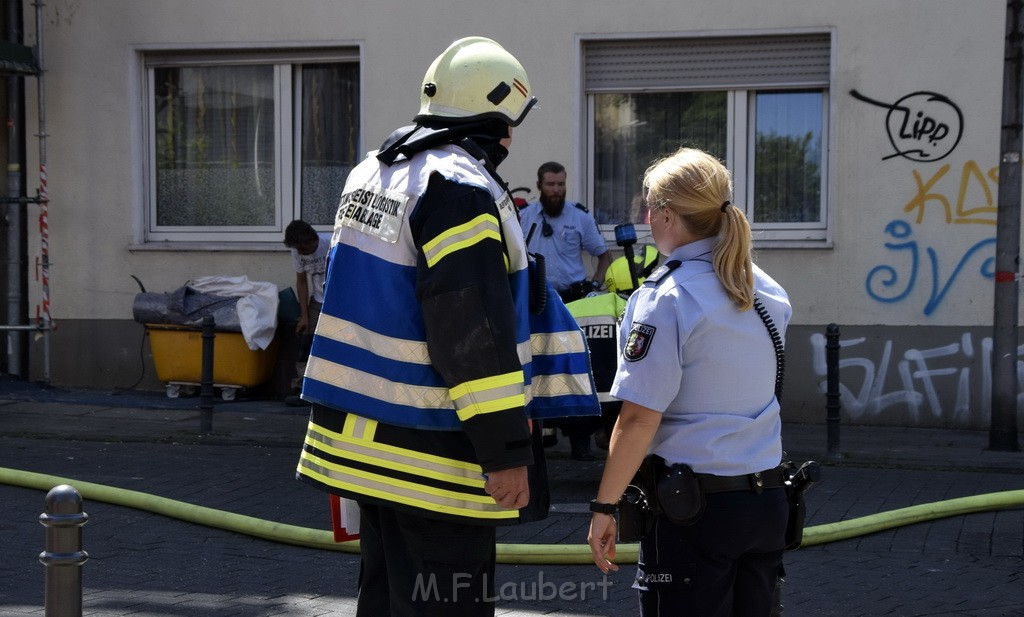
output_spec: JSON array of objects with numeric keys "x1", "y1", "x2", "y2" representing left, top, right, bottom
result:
[{"x1": 20, "y1": 0, "x2": 1007, "y2": 331}]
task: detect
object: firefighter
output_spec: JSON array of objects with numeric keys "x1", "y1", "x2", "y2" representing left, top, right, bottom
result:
[{"x1": 295, "y1": 36, "x2": 598, "y2": 617}]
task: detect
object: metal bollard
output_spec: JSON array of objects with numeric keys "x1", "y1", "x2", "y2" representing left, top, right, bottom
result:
[
  {"x1": 825, "y1": 323, "x2": 843, "y2": 459},
  {"x1": 200, "y1": 315, "x2": 215, "y2": 433},
  {"x1": 38, "y1": 484, "x2": 89, "y2": 617}
]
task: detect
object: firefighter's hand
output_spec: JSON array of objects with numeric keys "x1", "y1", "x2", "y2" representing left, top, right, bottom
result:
[
  {"x1": 295, "y1": 316, "x2": 310, "y2": 336},
  {"x1": 484, "y1": 467, "x2": 529, "y2": 509}
]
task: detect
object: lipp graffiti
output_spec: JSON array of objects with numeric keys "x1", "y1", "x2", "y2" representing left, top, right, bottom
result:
[{"x1": 851, "y1": 89, "x2": 964, "y2": 162}]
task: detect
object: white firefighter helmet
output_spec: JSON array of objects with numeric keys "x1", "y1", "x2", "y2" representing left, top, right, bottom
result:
[{"x1": 416, "y1": 36, "x2": 536, "y2": 126}]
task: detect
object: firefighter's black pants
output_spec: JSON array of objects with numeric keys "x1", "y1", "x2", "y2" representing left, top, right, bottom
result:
[{"x1": 355, "y1": 502, "x2": 497, "y2": 617}]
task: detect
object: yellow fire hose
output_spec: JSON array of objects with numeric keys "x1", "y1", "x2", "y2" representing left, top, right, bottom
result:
[{"x1": 3, "y1": 466, "x2": 1022, "y2": 565}]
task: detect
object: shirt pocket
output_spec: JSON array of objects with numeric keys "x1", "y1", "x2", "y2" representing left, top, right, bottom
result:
[{"x1": 558, "y1": 227, "x2": 582, "y2": 254}]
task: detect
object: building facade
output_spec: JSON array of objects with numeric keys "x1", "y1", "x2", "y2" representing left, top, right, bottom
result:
[{"x1": 1, "y1": 0, "x2": 1018, "y2": 430}]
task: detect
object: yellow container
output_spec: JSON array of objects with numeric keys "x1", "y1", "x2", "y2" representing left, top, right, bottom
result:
[{"x1": 146, "y1": 325, "x2": 279, "y2": 387}]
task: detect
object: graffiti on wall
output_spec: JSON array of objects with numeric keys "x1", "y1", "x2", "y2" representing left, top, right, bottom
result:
[
  {"x1": 821, "y1": 92, "x2": 1010, "y2": 425},
  {"x1": 903, "y1": 160, "x2": 998, "y2": 226},
  {"x1": 851, "y1": 89, "x2": 964, "y2": 162},
  {"x1": 852, "y1": 87, "x2": 992, "y2": 316},
  {"x1": 864, "y1": 158, "x2": 999, "y2": 316},
  {"x1": 810, "y1": 331, "x2": 1023, "y2": 423},
  {"x1": 865, "y1": 219, "x2": 995, "y2": 316}
]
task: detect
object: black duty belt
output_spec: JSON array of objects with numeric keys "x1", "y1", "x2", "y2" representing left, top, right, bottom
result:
[{"x1": 697, "y1": 466, "x2": 786, "y2": 494}]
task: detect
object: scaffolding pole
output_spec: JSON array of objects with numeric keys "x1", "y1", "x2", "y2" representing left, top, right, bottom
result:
[
  {"x1": 0, "y1": 0, "x2": 51, "y2": 382},
  {"x1": 3, "y1": 0, "x2": 25, "y2": 377}
]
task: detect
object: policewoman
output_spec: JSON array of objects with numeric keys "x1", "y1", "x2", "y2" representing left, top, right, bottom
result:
[
  {"x1": 295, "y1": 37, "x2": 598, "y2": 617},
  {"x1": 587, "y1": 147, "x2": 792, "y2": 616}
]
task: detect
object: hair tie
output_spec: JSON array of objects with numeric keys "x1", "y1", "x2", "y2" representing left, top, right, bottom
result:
[{"x1": 720, "y1": 200, "x2": 731, "y2": 213}]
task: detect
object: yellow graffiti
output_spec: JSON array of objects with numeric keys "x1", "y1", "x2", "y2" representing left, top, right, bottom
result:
[{"x1": 903, "y1": 160, "x2": 999, "y2": 226}]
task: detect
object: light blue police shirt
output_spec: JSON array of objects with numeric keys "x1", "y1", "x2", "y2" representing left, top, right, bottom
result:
[
  {"x1": 609, "y1": 237, "x2": 792, "y2": 476},
  {"x1": 519, "y1": 201, "x2": 608, "y2": 291}
]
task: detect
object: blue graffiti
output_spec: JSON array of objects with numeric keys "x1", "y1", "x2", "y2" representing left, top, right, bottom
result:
[
  {"x1": 865, "y1": 221, "x2": 919, "y2": 304},
  {"x1": 865, "y1": 220, "x2": 995, "y2": 316}
]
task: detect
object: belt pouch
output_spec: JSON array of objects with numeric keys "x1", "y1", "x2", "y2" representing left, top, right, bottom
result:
[{"x1": 656, "y1": 463, "x2": 706, "y2": 526}]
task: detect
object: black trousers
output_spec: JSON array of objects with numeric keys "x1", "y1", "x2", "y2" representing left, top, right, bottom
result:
[
  {"x1": 355, "y1": 502, "x2": 497, "y2": 617},
  {"x1": 634, "y1": 487, "x2": 788, "y2": 617},
  {"x1": 296, "y1": 299, "x2": 323, "y2": 362}
]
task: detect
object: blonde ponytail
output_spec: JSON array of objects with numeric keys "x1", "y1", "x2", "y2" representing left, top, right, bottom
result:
[
  {"x1": 643, "y1": 148, "x2": 754, "y2": 310},
  {"x1": 713, "y1": 204, "x2": 754, "y2": 310}
]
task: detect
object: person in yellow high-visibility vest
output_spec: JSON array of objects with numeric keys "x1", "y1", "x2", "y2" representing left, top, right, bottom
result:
[{"x1": 566, "y1": 244, "x2": 659, "y2": 447}]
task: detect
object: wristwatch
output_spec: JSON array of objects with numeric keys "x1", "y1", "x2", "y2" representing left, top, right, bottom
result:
[{"x1": 589, "y1": 499, "x2": 618, "y2": 515}]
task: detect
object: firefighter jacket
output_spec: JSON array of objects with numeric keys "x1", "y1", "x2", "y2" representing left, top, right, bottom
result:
[{"x1": 296, "y1": 142, "x2": 599, "y2": 524}]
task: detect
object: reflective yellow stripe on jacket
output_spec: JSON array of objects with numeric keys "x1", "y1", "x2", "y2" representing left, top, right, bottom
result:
[
  {"x1": 421, "y1": 213, "x2": 502, "y2": 268},
  {"x1": 297, "y1": 415, "x2": 517, "y2": 520},
  {"x1": 450, "y1": 371, "x2": 526, "y2": 422}
]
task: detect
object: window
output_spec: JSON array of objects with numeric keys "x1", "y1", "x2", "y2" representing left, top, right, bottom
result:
[
  {"x1": 144, "y1": 49, "x2": 360, "y2": 243},
  {"x1": 585, "y1": 34, "x2": 830, "y2": 244}
]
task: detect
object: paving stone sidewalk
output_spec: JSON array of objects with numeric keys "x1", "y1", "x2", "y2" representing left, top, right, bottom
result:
[{"x1": 0, "y1": 383, "x2": 1022, "y2": 616}]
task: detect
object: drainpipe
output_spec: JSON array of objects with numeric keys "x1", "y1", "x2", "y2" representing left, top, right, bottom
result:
[{"x1": 32, "y1": 0, "x2": 50, "y2": 382}]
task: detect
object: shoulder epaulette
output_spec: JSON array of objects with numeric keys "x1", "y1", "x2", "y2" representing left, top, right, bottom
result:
[
  {"x1": 574, "y1": 202, "x2": 589, "y2": 213},
  {"x1": 644, "y1": 259, "x2": 681, "y2": 286}
]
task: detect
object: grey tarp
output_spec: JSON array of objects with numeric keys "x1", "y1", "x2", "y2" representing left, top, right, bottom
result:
[{"x1": 132, "y1": 285, "x2": 242, "y2": 332}]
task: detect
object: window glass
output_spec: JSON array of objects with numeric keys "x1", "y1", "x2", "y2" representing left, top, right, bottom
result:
[
  {"x1": 300, "y1": 63, "x2": 360, "y2": 226},
  {"x1": 753, "y1": 90, "x2": 823, "y2": 224},
  {"x1": 146, "y1": 53, "x2": 360, "y2": 243},
  {"x1": 593, "y1": 91, "x2": 727, "y2": 226},
  {"x1": 154, "y1": 65, "x2": 276, "y2": 227},
  {"x1": 585, "y1": 35, "x2": 831, "y2": 244}
]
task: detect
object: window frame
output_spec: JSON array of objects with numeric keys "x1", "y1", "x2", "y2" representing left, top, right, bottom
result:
[
  {"x1": 736, "y1": 88, "x2": 830, "y2": 242},
  {"x1": 580, "y1": 32, "x2": 834, "y2": 248},
  {"x1": 140, "y1": 47, "x2": 361, "y2": 245}
]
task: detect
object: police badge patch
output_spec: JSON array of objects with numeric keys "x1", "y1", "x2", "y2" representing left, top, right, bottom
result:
[{"x1": 624, "y1": 323, "x2": 656, "y2": 361}]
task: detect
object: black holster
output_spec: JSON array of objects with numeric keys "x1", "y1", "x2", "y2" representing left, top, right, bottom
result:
[
  {"x1": 616, "y1": 455, "x2": 662, "y2": 542},
  {"x1": 781, "y1": 460, "x2": 821, "y2": 550}
]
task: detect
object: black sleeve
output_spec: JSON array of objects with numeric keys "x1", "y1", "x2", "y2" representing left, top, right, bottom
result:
[{"x1": 409, "y1": 172, "x2": 533, "y2": 473}]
